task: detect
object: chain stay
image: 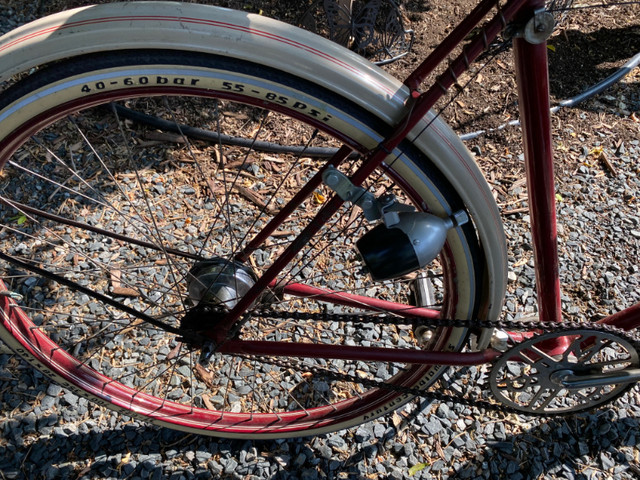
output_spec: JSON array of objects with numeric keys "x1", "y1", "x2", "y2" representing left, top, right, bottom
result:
[{"x1": 236, "y1": 308, "x2": 640, "y2": 416}]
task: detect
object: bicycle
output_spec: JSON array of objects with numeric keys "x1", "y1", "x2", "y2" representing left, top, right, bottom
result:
[{"x1": 0, "y1": 0, "x2": 638, "y2": 439}]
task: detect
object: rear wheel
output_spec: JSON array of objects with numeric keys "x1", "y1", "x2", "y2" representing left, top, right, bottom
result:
[{"x1": 0, "y1": 50, "x2": 487, "y2": 437}]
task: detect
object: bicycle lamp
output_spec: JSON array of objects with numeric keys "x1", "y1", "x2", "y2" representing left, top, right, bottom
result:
[
  {"x1": 356, "y1": 210, "x2": 468, "y2": 281},
  {"x1": 321, "y1": 166, "x2": 468, "y2": 281}
]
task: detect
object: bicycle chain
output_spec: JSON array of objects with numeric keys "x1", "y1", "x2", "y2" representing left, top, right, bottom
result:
[{"x1": 233, "y1": 309, "x2": 640, "y2": 416}]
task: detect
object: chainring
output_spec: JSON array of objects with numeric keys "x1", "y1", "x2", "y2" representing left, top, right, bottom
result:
[{"x1": 489, "y1": 328, "x2": 640, "y2": 414}]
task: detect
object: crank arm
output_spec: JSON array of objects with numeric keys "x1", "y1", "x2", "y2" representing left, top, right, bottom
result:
[{"x1": 552, "y1": 368, "x2": 640, "y2": 389}]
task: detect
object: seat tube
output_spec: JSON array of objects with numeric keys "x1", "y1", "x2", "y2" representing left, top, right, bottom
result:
[{"x1": 513, "y1": 5, "x2": 563, "y2": 326}]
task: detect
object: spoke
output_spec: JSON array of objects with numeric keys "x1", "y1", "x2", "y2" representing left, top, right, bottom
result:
[
  {"x1": 160, "y1": 97, "x2": 232, "y2": 260},
  {"x1": 111, "y1": 348, "x2": 191, "y2": 389},
  {"x1": 277, "y1": 203, "x2": 368, "y2": 286},
  {"x1": 226, "y1": 129, "x2": 321, "y2": 260},
  {"x1": 187, "y1": 350, "x2": 196, "y2": 413},
  {"x1": 0, "y1": 197, "x2": 204, "y2": 261},
  {"x1": 0, "y1": 221, "x2": 191, "y2": 322},
  {"x1": 0, "y1": 250, "x2": 188, "y2": 338},
  {"x1": 10, "y1": 143, "x2": 165, "y2": 246},
  {"x1": 3, "y1": 147, "x2": 205, "y2": 271},
  {"x1": 159, "y1": 344, "x2": 185, "y2": 407},
  {"x1": 111, "y1": 104, "x2": 190, "y2": 314},
  {"x1": 67, "y1": 114, "x2": 167, "y2": 238},
  {"x1": 214, "y1": 101, "x2": 241, "y2": 258},
  {"x1": 66, "y1": 320, "x2": 150, "y2": 369},
  {"x1": 7, "y1": 160, "x2": 111, "y2": 211}
]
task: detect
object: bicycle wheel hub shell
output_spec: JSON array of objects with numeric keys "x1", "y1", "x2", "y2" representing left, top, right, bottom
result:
[{"x1": 187, "y1": 258, "x2": 257, "y2": 309}]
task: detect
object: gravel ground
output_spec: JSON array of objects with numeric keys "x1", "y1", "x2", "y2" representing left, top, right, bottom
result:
[{"x1": 1, "y1": 2, "x2": 640, "y2": 480}]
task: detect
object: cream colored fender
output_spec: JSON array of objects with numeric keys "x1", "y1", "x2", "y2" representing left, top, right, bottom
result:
[{"x1": 0, "y1": 2, "x2": 507, "y2": 329}]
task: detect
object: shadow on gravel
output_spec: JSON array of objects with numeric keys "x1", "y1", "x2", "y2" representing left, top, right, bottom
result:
[
  {"x1": 2, "y1": 357, "x2": 640, "y2": 480},
  {"x1": 0, "y1": 356, "x2": 389, "y2": 480},
  {"x1": 322, "y1": 377, "x2": 640, "y2": 479},
  {"x1": 548, "y1": 24, "x2": 640, "y2": 102},
  {"x1": 0, "y1": 409, "x2": 389, "y2": 480},
  {"x1": 454, "y1": 22, "x2": 639, "y2": 133},
  {"x1": 454, "y1": 406, "x2": 640, "y2": 479}
]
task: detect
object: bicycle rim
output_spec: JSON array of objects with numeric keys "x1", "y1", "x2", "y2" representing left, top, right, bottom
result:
[{"x1": 0, "y1": 51, "x2": 485, "y2": 437}]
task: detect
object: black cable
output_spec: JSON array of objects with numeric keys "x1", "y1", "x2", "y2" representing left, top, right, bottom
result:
[{"x1": 112, "y1": 104, "x2": 356, "y2": 158}]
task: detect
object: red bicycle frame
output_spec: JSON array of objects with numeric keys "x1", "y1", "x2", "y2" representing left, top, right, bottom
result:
[{"x1": 209, "y1": 0, "x2": 640, "y2": 363}]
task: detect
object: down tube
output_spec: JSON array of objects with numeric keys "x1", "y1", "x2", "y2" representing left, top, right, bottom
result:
[{"x1": 513, "y1": 37, "x2": 562, "y2": 325}]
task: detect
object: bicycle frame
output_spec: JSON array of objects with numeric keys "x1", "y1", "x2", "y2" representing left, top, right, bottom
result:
[
  {"x1": 208, "y1": 0, "x2": 640, "y2": 363},
  {"x1": 0, "y1": 0, "x2": 637, "y2": 369},
  {"x1": 2, "y1": 0, "x2": 640, "y2": 438}
]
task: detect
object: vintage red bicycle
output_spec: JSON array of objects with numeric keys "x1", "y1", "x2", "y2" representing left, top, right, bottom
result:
[{"x1": 0, "y1": 0, "x2": 638, "y2": 438}]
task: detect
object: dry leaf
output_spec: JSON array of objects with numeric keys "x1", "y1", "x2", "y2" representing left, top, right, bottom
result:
[{"x1": 312, "y1": 191, "x2": 325, "y2": 204}]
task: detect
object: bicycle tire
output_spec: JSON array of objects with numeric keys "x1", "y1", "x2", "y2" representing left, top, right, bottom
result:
[{"x1": 0, "y1": 12, "x2": 504, "y2": 439}]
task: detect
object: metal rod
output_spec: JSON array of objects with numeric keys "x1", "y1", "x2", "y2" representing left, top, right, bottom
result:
[
  {"x1": 598, "y1": 303, "x2": 640, "y2": 331},
  {"x1": 0, "y1": 198, "x2": 204, "y2": 261},
  {"x1": 281, "y1": 282, "x2": 441, "y2": 319},
  {"x1": 217, "y1": 340, "x2": 501, "y2": 365}
]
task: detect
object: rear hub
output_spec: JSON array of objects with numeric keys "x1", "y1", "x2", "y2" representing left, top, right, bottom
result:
[
  {"x1": 187, "y1": 258, "x2": 257, "y2": 309},
  {"x1": 181, "y1": 258, "x2": 258, "y2": 334}
]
